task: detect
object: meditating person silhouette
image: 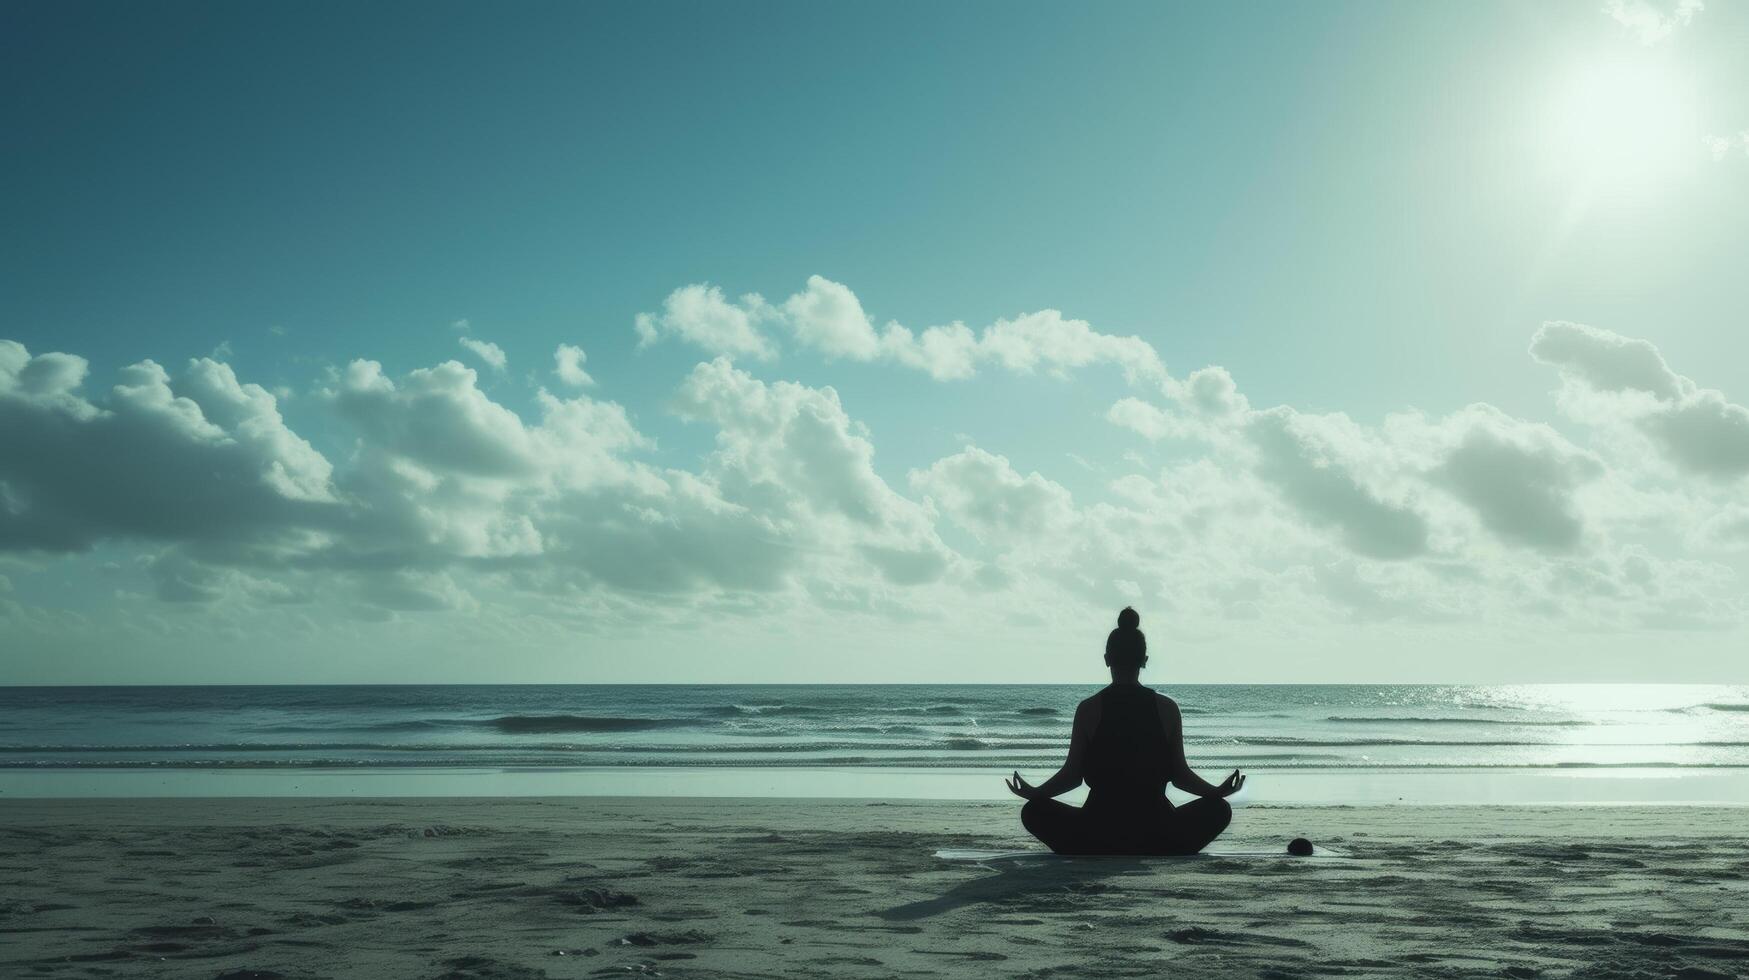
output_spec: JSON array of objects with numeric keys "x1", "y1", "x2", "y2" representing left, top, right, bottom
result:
[{"x1": 1005, "y1": 607, "x2": 1242, "y2": 855}]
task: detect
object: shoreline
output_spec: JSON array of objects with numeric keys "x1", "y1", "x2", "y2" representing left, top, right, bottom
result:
[{"x1": 6, "y1": 764, "x2": 1749, "y2": 805}]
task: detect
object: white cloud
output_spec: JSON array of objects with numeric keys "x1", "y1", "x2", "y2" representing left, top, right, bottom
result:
[
  {"x1": 1604, "y1": 0, "x2": 1703, "y2": 45},
  {"x1": 3, "y1": 338, "x2": 962, "y2": 617},
  {"x1": 1531, "y1": 321, "x2": 1749, "y2": 480},
  {"x1": 1105, "y1": 369, "x2": 1248, "y2": 442},
  {"x1": 5, "y1": 304, "x2": 1748, "y2": 675},
  {"x1": 178, "y1": 358, "x2": 335, "y2": 502},
  {"x1": 458, "y1": 336, "x2": 507, "y2": 371},
  {"x1": 0, "y1": 342, "x2": 96, "y2": 418},
  {"x1": 780, "y1": 275, "x2": 881, "y2": 360},
  {"x1": 883, "y1": 308, "x2": 1168, "y2": 387},
  {"x1": 0, "y1": 341, "x2": 336, "y2": 553},
  {"x1": 671, "y1": 358, "x2": 950, "y2": 584},
  {"x1": 333, "y1": 359, "x2": 536, "y2": 478},
  {"x1": 1246, "y1": 407, "x2": 1431, "y2": 560},
  {"x1": 634, "y1": 283, "x2": 777, "y2": 360},
  {"x1": 1106, "y1": 397, "x2": 1176, "y2": 441},
  {"x1": 553, "y1": 343, "x2": 595, "y2": 387},
  {"x1": 1094, "y1": 318, "x2": 1749, "y2": 637},
  {"x1": 877, "y1": 320, "x2": 981, "y2": 380},
  {"x1": 1531, "y1": 321, "x2": 1683, "y2": 400},
  {"x1": 1429, "y1": 407, "x2": 1603, "y2": 553},
  {"x1": 634, "y1": 276, "x2": 1169, "y2": 388},
  {"x1": 1645, "y1": 392, "x2": 1749, "y2": 478},
  {"x1": 910, "y1": 446, "x2": 1077, "y2": 545},
  {"x1": 1172, "y1": 366, "x2": 1250, "y2": 416}
]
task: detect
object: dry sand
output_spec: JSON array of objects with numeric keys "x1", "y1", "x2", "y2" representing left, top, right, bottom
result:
[{"x1": 3, "y1": 797, "x2": 1748, "y2": 979}]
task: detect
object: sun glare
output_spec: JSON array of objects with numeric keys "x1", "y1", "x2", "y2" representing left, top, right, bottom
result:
[{"x1": 1539, "y1": 54, "x2": 1701, "y2": 197}]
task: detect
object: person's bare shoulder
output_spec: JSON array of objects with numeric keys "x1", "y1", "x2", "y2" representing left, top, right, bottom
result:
[
  {"x1": 1074, "y1": 693, "x2": 1103, "y2": 725},
  {"x1": 1154, "y1": 692, "x2": 1182, "y2": 726}
]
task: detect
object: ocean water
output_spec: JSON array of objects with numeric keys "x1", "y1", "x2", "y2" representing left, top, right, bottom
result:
[{"x1": 3, "y1": 684, "x2": 1748, "y2": 803}]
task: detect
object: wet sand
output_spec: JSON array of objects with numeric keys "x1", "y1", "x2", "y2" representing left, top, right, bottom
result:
[{"x1": 3, "y1": 798, "x2": 1748, "y2": 979}]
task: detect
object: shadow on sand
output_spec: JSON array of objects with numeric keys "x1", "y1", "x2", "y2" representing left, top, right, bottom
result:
[{"x1": 877, "y1": 856, "x2": 1147, "y2": 921}]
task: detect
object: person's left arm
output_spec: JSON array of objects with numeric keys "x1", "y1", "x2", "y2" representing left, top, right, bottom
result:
[
  {"x1": 1005, "y1": 699, "x2": 1093, "y2": 801},
  {"x1": 1160, "y1": 696, "x2": 1244, "y2": 799}
]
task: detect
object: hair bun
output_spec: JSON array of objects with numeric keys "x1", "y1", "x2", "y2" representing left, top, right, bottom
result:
[{"x1": 1117, "y1": 606, "x2": 1140, "y2": 631}]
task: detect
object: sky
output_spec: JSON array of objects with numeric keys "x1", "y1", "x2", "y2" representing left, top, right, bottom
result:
[{"x1": 3, "y1": 0, "x2": 1748, "y2": 684}]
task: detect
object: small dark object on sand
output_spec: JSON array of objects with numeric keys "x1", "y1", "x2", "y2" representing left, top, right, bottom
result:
[{"x1": 1287, "y1": 837, "x2": 1314, "y2": 856}]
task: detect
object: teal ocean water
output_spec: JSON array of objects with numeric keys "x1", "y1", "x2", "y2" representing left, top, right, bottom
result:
[{"x1": 4, "y1": 684, "x2": 1747, "y2": 802}]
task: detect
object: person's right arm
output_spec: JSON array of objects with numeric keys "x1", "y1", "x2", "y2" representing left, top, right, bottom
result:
[
  {"x1": 1160, "y1": 696, "x2": 1244, "y2": 799},
  {"x1": 1005, "y1": 697, "x2": 1097, "y2": 801}
]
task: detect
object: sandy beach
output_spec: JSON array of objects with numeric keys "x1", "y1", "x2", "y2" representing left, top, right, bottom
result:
[{"x1": 4, "y1": 798, "x2": 1747, "y2": 979}]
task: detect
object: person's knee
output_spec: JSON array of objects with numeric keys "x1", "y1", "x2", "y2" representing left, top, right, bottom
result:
[
  {"x1": 1158, "y1": 798, "x2": 1232, "y2": 856},
  {"x1": 1191, "y1": 796, "x2": 1232, "y2": 832},
  {"x1": 1020, "y1": 797, "x2": 1045, "y2": 831}
]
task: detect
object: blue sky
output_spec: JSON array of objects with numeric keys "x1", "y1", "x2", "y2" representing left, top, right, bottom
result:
[{"x1": 3, "y1": 1, "x2": 1748, "y2": 683}]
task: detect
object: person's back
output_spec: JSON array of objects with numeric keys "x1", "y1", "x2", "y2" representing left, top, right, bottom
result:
[{"x1": 1083, "y1": 684, "x2": 1172, "y2": 817}]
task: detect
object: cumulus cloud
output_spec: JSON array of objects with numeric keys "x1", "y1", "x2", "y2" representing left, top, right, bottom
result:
[
  {"x1": 635, "y1": 284, "x2": 777, "y2": 360},
  {"x1": 1531, "y1": 321, "x2": 1749, "y2": 480},
  {"x1": 886, "y1": 308, "x2": 1168, "y2": 387},
  {"x1": 1102, "y1": 336, "x2": 1660, "y2": 562},
  {"x1": 318, "y1": 361, "x2": 654, "y2": 568},
  {"x1": 634, "y1": 276, "x2": 1169, "y2": 388},
  {"x1": 1098, "y1": 318, "x2": 1747, "y2": 635},
  {"x1": 1530, "y1": 321, "x2": 1682, "y2": 401},
  {"x1": 1106, "y1": 367, "x2": 1249, "y2": 442},
  {"x1": 1429, "y1": 408, "x2": 1603, "y2": 553},
  {"x1": 674, "y1": 358, "x2": 892, "y2": 526},
  {"x1": 1106, "y1": 397, "x2": 1177, "y2": 441},
  {"x1": 1247, "y1": 408, "x2": 1431, "y2": 560},
  {"x1": 779, "y1": 275, "x2": 881, "y2": 360},
  {"x1": 1645, "y1": 393, "x2": 1749, "y2": 478},
  {"x1": 672, "y1": 358, "x2": 951, "y2": 585},
  {"x1": 332, "y1": 360, "x2": 537, "y2": 478},
  {"x1": 2, "y1": 336, "x2": 964, "y2": 618},
  {"x1": 4, "y1": 302, "x2": 1747, "y2": 667},
  {"x1": 0, "y1": 341, "x2": 336, "y2": 553},
  {"x1": 0, "y1": 342, "x2": 97, "y2": 417},
  {"x1": 1171, "y1": 366, "x2": 1249, "y2": 417},
  {"x1": 910, "y1": 447, "x2": 1077, "y2": 545},
  {"x1": 553, "y1": 343, "x2": 594, "y2": 387},
  {"x1": 458, "y1": 337, "x2": 507, "y2": 371},
  {"x1": 1604, "y1": 0, "x2": 1703, "y2": 45}
]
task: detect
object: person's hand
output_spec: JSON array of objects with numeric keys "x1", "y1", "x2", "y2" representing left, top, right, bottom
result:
[
  {"x1": 1217, "y1": 769, "x2": 1246, "y2": 798},
  {"x1": 1004, "y1": 771, "x2": 1038, "y2": 801}
]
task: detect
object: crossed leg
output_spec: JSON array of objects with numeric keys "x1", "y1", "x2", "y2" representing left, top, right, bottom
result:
[{"x1": 1021, "y1": 796, "x2": 1232, "y2": 856}]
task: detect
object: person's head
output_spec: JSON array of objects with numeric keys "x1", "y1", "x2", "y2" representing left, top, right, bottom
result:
[{"x1": 1104, "y1": 606, "x2": 1147, "y2": 678}]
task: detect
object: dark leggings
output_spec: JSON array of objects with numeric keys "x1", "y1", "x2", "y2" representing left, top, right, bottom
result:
[{"x1": 1021, "y1": 796, "x2": 1232, "y2": 856}]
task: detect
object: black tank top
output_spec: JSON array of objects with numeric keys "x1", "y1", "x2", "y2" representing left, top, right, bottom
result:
[{"x1": 1083, "y1": 684, "x2": 1172, "y2": 814}]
